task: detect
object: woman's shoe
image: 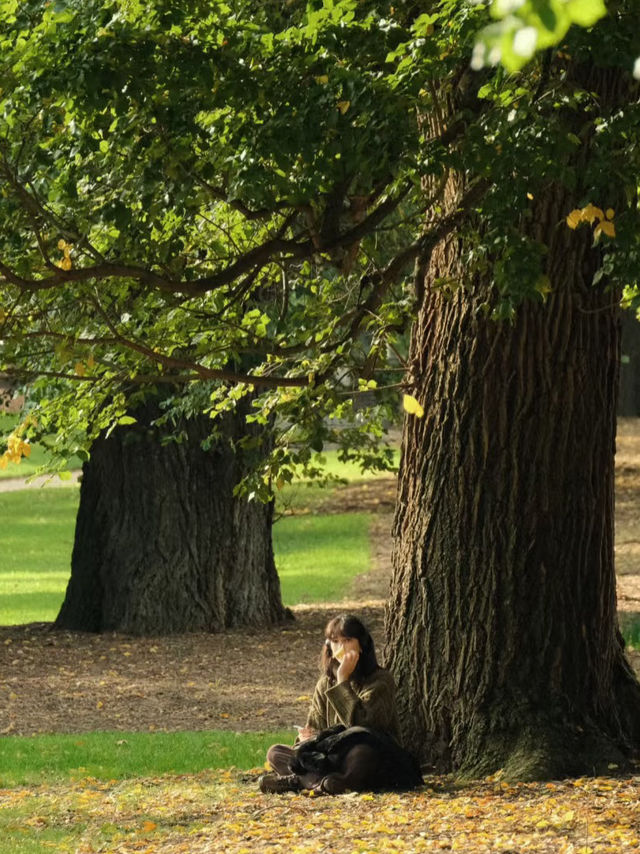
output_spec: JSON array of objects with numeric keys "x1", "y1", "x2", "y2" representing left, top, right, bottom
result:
[{"x1": 258, "y1": 773, "x2": 302, "y2": 794}]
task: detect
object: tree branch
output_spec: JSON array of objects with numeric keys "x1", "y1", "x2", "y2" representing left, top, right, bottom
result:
[
  {"x1": 339, "y1": 178, "x2": 488, "y2": 343},
  {"x1": 0, "y1": 183, "x2": 413, "y2": 298}
]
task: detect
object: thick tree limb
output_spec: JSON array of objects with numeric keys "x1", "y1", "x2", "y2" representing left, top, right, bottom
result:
[
  {"x1": 0, "y1": 183, "x2": 410, "y2": 298},
  {"x1": 339, "y1": 178, "x2": 488, "y2": 344},
  {"x1": 1, "y1": 359, "x2": 314, "y2": 389}
]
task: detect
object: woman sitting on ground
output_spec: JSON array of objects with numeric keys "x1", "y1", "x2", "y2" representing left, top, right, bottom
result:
[{"x1": 259, "y1": 613, "x2": 422, "y2": 795}]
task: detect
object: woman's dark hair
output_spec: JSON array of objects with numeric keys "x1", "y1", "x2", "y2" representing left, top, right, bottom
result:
[{"x1": 321, "y1": 613, "x2": 379, "y2": 683}]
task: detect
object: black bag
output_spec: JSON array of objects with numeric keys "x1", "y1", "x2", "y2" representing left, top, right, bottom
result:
[{"x1": 291, "y1": 724, "x2": 423, "y2": 791}]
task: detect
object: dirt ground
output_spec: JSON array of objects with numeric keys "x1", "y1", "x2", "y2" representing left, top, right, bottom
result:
[
  {"x1": 0, "y1": 420, "x2": 638, "y2": 737},
  {"x1": 614, "y1": 418, "x2": 640, "y2": 607}
]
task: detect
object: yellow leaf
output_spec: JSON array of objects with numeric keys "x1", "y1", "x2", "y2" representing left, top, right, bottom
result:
[
  {"x1": 526, "y1": 192, "x2": 534, "y2": 200},
  {"x1": 314, "y1": 75, "x2": 328, "y2": 84},
  {"x1": 75, "y1": 362, "x2": 86, "y2": 377},
  {"x1": 295, "y1": 695, "x2": 311, "y2": 701},
  {"x1": 60, "y1": 256, "x2": 72, "y2": 271},
  {"x1": 57, "y1": 238, "x2": 67, "y2": 250},
  {"x1": 596, "y1": 219, "x2": 615, "y2": 238},
  {"x1": 566, "y1": 209, "x2": 582, "y2": 229},
  {"x1": 403, "y1": 394, "x2": 424, "y2": 418},
  {"x1": 96, "y1": 700, "x2": 103, "y2": 709},
  {"x1": 581, "y1": 203, "x2": 604, "y2": 224},
  {"x1": 337, "y1": 100, "x2": 350, "y2": 114},
  {"x1": 485, "y1": 769, "x2": 504, "y2": 782},
  {"x1": 605, "y1": 208, "x2": 615, "y2": 219},
  {"x1": 142, "y1": 821, "x2": 157, "y2": 832}
]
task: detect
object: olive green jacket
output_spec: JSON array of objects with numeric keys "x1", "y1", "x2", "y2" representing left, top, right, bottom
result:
[{"x1": 304, "y1": 667, "x2": 402, "y2": 743}]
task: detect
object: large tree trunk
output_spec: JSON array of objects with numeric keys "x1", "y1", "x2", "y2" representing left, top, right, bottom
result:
[
  {"x1": 55, "y1": 402, "x2": 289, "y2": 634},
  {"x1": 386, "y1": 72, "x2": 640, "y2": 780}
]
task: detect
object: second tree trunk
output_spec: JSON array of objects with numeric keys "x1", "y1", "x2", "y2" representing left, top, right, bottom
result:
[{"x1": 55, "y1": 402, "x2": 289, "y2": 634}]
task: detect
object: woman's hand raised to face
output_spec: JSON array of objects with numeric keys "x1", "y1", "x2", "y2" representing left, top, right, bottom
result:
[{"x1": 337, "y1": 649, "x2": 360, "y2": 683}]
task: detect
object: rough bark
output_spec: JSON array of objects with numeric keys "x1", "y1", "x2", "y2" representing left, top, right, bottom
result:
[
  {"x1": 55, "y1": 402, "x2": 289, "y2": 635},
  {"x1": 386, "y1": 66, "x2": 640, "y2": 780}
]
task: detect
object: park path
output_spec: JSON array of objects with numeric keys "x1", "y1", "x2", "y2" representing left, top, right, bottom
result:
[{"x1": 0, "y1": 470, "x2": 81, "y2": 492}]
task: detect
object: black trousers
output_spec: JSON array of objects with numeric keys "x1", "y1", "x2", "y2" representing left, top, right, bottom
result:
[{"x1": 266, "y1": 742, "x2": 382, "y2": 794}]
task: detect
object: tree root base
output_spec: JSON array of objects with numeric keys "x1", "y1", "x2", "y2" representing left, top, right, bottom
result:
[{"x1": 453, "y1": 719, "x2": 635, "y2": 783}]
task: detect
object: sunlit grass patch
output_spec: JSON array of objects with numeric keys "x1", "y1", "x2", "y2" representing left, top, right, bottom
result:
[
  {"x1": 276, "y1": 479, "x2": 339, "y2": 514},
  {"x1": 294, "y1": 448, "x2": 399, "y2": 482},
  {"x1": 276, "y1": 447, "x2": 398, "y2": 514},
  {"x1": 274, "y1": 513, "x2": 372, "y2": 604},
  {"x1": 619, "y1": 612, "x2": 640, "y2": 649},
  {"x1": 0, "y1": 486, "x2": 373, "y2": 624},
  {"x1": 0, "y1": 730, "x2": 290, "y2": 787},
  {"x1": 0, "y1": 488, "x2": 78, "y2": 624}
]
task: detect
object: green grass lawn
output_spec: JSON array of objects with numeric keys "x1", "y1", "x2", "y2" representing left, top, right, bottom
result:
[
  {"x1": 0, "y1": 733, "x2": 292, "y2": 854},
  {"x1": 0, "y1": 413, "x2": 82, "y2": 480},
  {"x1": 619, "y1": 612, "x2": 640, "y2": 649},
  {"x1": 274, "y1": 512, "x2": 371, "y2": 604},
  {"x1": 0, "y1": 487, "x2": 79, "y2": 624},
  {"x1": 0, "y1": 730, "x2": 290, "y2": 787},
  {"x1": 0, "y1": 485, "x2": 373, "y2": 624},
  {"x1": 293, "y1": 447, "x2": 399, "y2": 482}
]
